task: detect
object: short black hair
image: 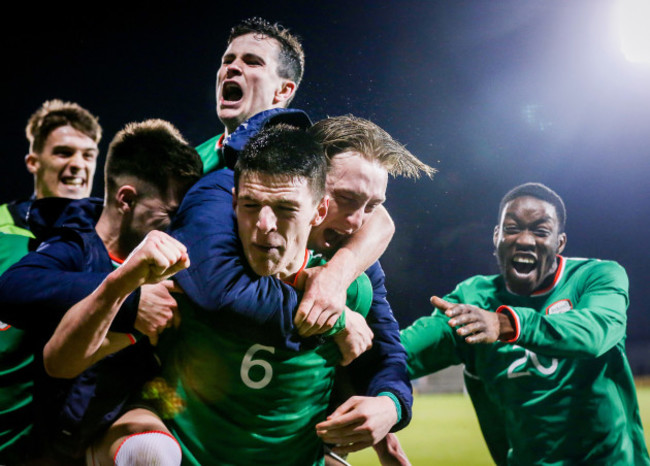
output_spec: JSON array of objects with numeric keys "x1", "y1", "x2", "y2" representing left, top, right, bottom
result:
[
  {"x1": 229, "y1": 17, "x2": 304, "y2": 89},
  {"x1": 498, "y1": 182, "x2": 567, "y2": 232},
  {"x1": 106, "y1": 119, "x2": 202, "y2": 198},
  {"x1": 234, "y1": 124, "x2": 326, "y2": 201}
]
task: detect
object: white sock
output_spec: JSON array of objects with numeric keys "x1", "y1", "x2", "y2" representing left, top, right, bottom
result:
[{"x1": 114, "y1": 430, "x2": 182, "y2": 466}]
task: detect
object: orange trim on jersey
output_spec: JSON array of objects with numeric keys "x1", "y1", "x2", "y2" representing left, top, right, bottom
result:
[
  {"x1": 282, "y1": 249, "x2": 310, "y2": 288},
  {"x1": 108, "y1": 251, "x2": 124, "y2": 264},
  {"x1": 216, "y1": 133, "x2": 225, "y2": 149},
  {"x1": 496, "y1": 305, "x2": 520, "y2": 343},
  {"x1": 531, "y1": 255, "x2": 565, "y2": 297},
  {"x1": 126, "y1": 333, "x2": 137, "y2": 345},
  {"x1": 113, "y1": 430, "x2": 181, "y2": 464}
]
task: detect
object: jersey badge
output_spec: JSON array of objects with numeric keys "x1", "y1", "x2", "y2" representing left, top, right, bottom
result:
[{"x1": 546, "y1": 299, "x2": 572, "y2": 315}]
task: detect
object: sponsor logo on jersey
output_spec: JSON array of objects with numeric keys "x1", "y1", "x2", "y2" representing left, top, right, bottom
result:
[{"x1": 546, "y1": 299, "x2": 572, "y2": 315}]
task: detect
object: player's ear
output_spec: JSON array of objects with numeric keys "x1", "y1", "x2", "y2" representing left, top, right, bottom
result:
[
  {"x1": 232, "y1": 187, "x2": 238, "y2": 210},
  {"x1": 493, "y1": 225, "x2": 500, "y2": 247},
  {"x1": 557, "y1": 232, "x2": 567, "y2": 254},
  {"x1": 273, "y1": 80, "x2": 296, "y2": 106},
  {"x1": 116, "y1": 185, "x2": 137, "y2": 214},
  {"x1": 311, "y1": 196, "x2": 329, "y2": 227},
  {"x1": 25, "y1": 153, "x2": 39, "y2": 174}
]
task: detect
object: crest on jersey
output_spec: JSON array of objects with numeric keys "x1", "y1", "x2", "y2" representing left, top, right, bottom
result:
[{"x1": 546, "y1": 299, "x2": 572, "y2": 315}]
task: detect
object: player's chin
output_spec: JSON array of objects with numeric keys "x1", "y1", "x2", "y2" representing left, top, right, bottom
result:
[{"x1": 505, "y1": 270, "x2": 537, "y2": 295}]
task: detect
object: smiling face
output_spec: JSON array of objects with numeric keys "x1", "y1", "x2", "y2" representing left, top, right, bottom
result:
[
  {"x1": 25, "y1": 125, "x2": 98, "y2": 199},
  {"x1": 216, "y1": 33, "x2": 295, "y2": 134},
  {"x1": 308, "y1": 152, "x2": 388, "y2": 255},
  {"x1": 494, "y1": 195, "x2": 567, "y2": 295},
  {"x1": 235, "y1": 171, "x2": 327, "y2": 279}
]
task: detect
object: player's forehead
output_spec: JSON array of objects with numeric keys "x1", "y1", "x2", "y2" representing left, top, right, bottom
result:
[
  {"x1": 223, "y1": 33, "x2": 281, "y2": 62},
  {"x1": 238, "y1": 171, "x2": 314, "y2": 205},
  {"x1": 328, "y1": 152, "x2": 388, "y2": 199},
  {"x1": 501, "y1": 196, "x2": 558, "y2": 225},
  {"x1": 41, "y1": 125, "x2": 98, "y2": 153}
]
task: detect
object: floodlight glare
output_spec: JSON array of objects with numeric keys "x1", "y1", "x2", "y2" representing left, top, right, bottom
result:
[{"x1": 616, "y1": 0, "x2": 650, "y2": 63}]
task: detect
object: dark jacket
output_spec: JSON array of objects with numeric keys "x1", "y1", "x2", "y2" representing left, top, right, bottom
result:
[{"x1": 0, "y1": 197, "x2": 156, "y2": 459}]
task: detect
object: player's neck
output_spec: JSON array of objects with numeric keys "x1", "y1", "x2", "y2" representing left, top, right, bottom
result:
[{"x1": 278, "y1": 249, "x2": 310, "y2": 287}]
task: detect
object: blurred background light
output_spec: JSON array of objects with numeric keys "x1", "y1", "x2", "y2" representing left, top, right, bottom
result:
[{"x1": 617, "y1": 0, "x2": 650, "y2": 63}]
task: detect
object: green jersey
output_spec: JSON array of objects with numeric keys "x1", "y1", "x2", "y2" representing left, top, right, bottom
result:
[
  {"x1": 158, "y1": 254, "x2": 373, "y2": 466},
  {"x1": 402, "y1": 256, "x2": 649, "y2": 465},
  {"x1": 196, "y1": 133, "x2": 225, "y2": 174},
  {"x1": 0, "y1": 203, "x2": 35, "y2": 462}
]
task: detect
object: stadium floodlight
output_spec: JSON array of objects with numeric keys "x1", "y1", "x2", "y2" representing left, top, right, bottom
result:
[{"x1": 616, "y1": 0, "x2": 650, "y2": 63}]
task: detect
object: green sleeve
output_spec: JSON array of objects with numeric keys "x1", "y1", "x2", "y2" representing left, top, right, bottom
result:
[
  {"x1": 507, "y1": 260, "x2": 628, "y2": 358},
  {"x1": 320, "y1": 271, "x2": 372, "y2": 337},
  {"x1": 195, "y1": 134, "x2": 225, "y2": 174},
  {"x1": 0, "y1": 233, "x2": 30, "y2": 275},
  {"x1": 400, "y1": 287, "x2": 467, "y2": 380}
]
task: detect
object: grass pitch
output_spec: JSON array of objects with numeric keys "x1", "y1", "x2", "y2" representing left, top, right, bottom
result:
[{"x1": 347, "y1": 384, "x2": 650, "y2": 465}]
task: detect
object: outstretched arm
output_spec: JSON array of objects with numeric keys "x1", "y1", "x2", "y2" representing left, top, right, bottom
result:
[
  {"x1": 43, "y1": 231, "x2": 189, "y2": 379},
  {"x1": 0, "y1": 239, "x2": 141, "y2": 333},
  {"x1": 432, "y1": 296, "x2": 515, "y2": 343}
]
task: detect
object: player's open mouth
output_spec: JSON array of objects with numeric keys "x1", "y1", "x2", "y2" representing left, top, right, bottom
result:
[
  {"x1": 511, "y1": 255, "x2": 536, "y2": 274},
  {"x1": 323, "y1": 229, "x2": 347, "y2": 249},
  {"x1": 222, "y1": 82, "x2": 243, "y2": 103},
  {"x1": 61, "y1": 176, "x2": 85, "y2": 187}
]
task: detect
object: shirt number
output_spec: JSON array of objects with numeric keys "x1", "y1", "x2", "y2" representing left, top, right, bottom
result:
[
  {"x1": 241, "y1": 344, "x2": 275, "y2": 389},
  {"x1": 507, "y1": 345, "x2": 558, "y2": 379}
]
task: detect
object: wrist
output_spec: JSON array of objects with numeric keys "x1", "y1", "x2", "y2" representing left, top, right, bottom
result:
[
  {"x1": 496, "y1": 306, "x2": 519, "y2": 342},
  {"x1": 325, "y1": 249, "x2": 358, "y2": 288},
  {"x1": 377, "y1": 392, "x2": 401, "y2": 425}
]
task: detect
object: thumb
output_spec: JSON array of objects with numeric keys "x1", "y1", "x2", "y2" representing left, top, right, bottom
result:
[
  {"x1": 148, "y1": 333, "x2": 159, "y2": 346},
  {"x1": 163, "y1": 280, "x2": 185, "y2": 294},
  {"x1": 430, "y1": 295, "x2": 452, "y2": 312}
]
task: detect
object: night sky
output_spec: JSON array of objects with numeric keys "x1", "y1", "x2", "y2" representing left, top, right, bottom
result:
[{"x1": 4, "y1": 1, "x2": 650, "y2": 370}]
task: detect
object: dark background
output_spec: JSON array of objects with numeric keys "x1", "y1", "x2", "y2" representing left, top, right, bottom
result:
[{"x1": 4, "y1": 1, "x2": 649, "y2": 371}]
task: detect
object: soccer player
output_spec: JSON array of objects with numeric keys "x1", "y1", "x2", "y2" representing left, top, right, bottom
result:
[
  {"x1": 0, "y1": 99, "x2": 101, "y2": 463},
  {"x1": 306, "y1": 115, "x2": 435, "y2": 459},
  {"x1": 160, "y1": 124, "x2": 374, "y2": 465},
  {"x1": 0, "y1": 120, "x2": 203, "y2": 463},
  {"x1": 401, "y1": 182, "x2": 650, "y2": 465}
]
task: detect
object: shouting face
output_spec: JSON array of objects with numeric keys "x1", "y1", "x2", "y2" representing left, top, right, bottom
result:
[
  {"x1": 216, "y1": 33, "x2": 295, "y2": 134},
  {"x1": 309, "y1": 152, "x2": 388, "y2": 256},
  {"x1": 494, "y1": 195, "x2": 567, "y2": 295}
]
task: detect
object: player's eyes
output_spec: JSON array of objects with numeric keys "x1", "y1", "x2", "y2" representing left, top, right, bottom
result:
[{"x1": 365, "y1": 203, "x2": 380, "y2": 213}]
